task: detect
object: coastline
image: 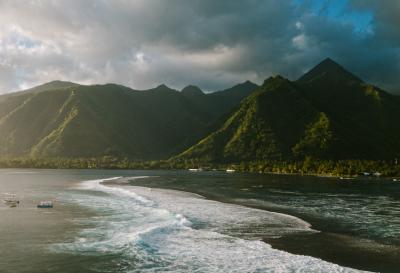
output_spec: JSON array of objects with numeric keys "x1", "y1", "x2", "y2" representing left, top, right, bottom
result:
[
  {"x1": 2, "y1": 169, "x2": 399, "y2": 272},
  {"x1": 121, "y1": 176, "x2": 400, "y2": 273},
  {"x1": 0, "y1": 157, "x2": 399, "y2": 181},
  {"x1": 266, "y1": 232, "x2": 400, "y2": 273},
  {"x1": 65, "y1": 177, "x2": 378, "y2": 272},
  {"x1": 199, "y1": 194, "x2": 399, "y2": 273}
]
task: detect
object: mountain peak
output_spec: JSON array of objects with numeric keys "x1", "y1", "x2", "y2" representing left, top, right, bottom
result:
[
  {"x1": 156, "y1": 84, "x2": 169, "y2": 89},
  {"x1": 181, "y1": 85, "x2": 204, "y2": 96},
  {"x1": 33, "y1": 80, "x2": 78, "y2": 90},
  {"x1": 153, "y1": 84, "x2": 175, "y2": 92},
  {"x1": 239, "y1": 80, "x2": 257, "y2": 87},
  {"x1": 298, "y1": 58, "x2": 363, "y2": 84},
  {"x1": 320, "y1": 57, "x2": 335, "y2": 64},
  {"x1": 262, "y1": 75, "x2": 287, "y2": 86},
  {"x1": 317, "y1": 58, "x2": 346, "y2": 71},
  {"x1": 16, "y1": 80, "x2": 79, "y2": 95}
]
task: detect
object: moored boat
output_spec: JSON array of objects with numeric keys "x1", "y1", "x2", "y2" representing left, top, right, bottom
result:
[
  {"x1": 189, "y1": 168, "x2": 203, "y2": 172},
  {"x1": 37, "y1": 201, "x2": 53, "y2": 208}
]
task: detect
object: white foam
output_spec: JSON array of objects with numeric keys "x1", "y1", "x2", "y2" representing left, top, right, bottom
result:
[
  {"x1": 128, "y1": 186, "x2": 315, "y2": 239},
  {"x1": 79, "y1": 176, "x2": 123, "y2": 189},
  {"x1": 53, "y1": 176, "x2": 373, "y2": 273},
  {"x1": 79, "y1": 177, "x2": 152, "y2": 205},
  {"x1": 5, "y1": 171, "x2": 39, "y2": 174},
  {"x1": 113, "y1": 176, "x2": 156, "y2": 184}
]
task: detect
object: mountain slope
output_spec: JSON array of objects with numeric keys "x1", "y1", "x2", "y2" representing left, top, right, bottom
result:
[
  {"x1": 176, "y1": 76, "x2": 327, "y2": 162},
  {"x1": 298, "y1": 58, "x2": 362, "y2": 84},
  {"x1": 177, "y1": 59, "x2": 400, "y2": 162},
  {"x1": 24, "y1": 80, "x2": 80, "y2": 93},
  {"x1": 207, "y1": 81, "x2": 259, "y2": 116},
  {"x1": 179, "y1": 81, "x2": 258, "y2": 117},
  {"x1": 297, "y1": 58, "x2": 400, "y2": 158},
  {"x1": 0, "y1": 81, "x2": 257, "y2": 159}
]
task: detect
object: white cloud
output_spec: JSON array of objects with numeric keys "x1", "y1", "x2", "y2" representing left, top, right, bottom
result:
[
  {"x1": 292, "y1": 34, "x2": 308, "y2": 50},
  {"x1": 0, "y1": 0, "x2": 399, "y2": 93}
]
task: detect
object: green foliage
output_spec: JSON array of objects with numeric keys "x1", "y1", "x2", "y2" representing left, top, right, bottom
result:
[
  {"x1": 298, "y1": 59, "x2": 400, "y2": 159},
  {"x1": 177, "y1": 76, "x2": 322, "y2": 162},
  {"x1": 292, "y1": 112, "x2": 333, "y2": 158},
  {"x1": 0, "y1": 81, "x2": 256, "y2": 160},
  {"x1": 1, "y1": 156, "x2": 399, "y2": 178},
  {"x1": 1, "y1": 58, "x2": 400, "y2": 177},
  {"x1": 178, "y1": 59, "x2": 400, "y2": 163}
]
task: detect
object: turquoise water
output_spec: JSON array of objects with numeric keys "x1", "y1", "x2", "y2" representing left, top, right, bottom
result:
[{"x1": 1, "y1": 169, "x2": 399, "y2": 272}]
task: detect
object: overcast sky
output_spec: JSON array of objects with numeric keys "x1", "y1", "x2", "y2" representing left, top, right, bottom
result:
[{"x1": 0, "y1": 0, "x2": 399, "y2": 93}]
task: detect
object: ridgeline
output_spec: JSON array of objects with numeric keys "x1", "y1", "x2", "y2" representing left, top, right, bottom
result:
[{"x1": 1, "y1": 59, "x2": 400, "y2": 177}]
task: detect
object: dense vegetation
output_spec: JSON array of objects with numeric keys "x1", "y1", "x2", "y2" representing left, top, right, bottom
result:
[
  {"x1": 0, "y1": 80, "x2": 256, "y2": 159},
  {"x1": 0, "y1": 156, "x2": 399, "y2": 177},
  {"x1": 177, "y1": 58, "x2": 400, "y2": 163},
  {"x1": 1, "y1": 58, "x2": 400, "y2": 178}
]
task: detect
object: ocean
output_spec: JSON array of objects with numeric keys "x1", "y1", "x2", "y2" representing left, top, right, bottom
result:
[{"x1": 1, "y1": 169, "x2": 399, "y2": 273}]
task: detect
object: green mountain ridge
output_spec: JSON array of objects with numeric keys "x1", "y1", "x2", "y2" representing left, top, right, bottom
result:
[
  {"x1": 181, "y1": 85, "x2": 204, "y2": 97},
  {"x1": 177, "y1": 59, "x2": 400, "y2": 163},
  {"x1": 1, "y1": 58, "x2": 399, "y2": 164},
  {"x1": 176, "y1": 76, "x2": 325, "y2": 162},
  {"x1": 0, "y1": 80, "x2": 257, "y2": 159}
]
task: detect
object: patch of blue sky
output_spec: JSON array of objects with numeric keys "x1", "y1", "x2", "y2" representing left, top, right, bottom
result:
[
  {"x1": 15, "y1": 35, "x2": 38, "y2": 49},
  {"x1": 6, "y1": 29, "x2": 38, "y2": 49},
  {"x1": 293, "y1": 0, "x2": 374, "y2": 36}
]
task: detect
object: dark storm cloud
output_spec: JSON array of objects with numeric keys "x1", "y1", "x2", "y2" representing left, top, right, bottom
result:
[
  {"x1": 0, "y1": 0, "x2": 399, "y2": 93},
  {"x1": 347, "y1": 0, "x2": 400, "y2": 91},
  {"x1": 351, "y1": 0, "x2": 400, "y2": 42}
]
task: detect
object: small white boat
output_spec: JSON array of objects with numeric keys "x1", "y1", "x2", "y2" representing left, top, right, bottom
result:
[
  {"x1": 226, "y1": 169, "x2": 236, "y2": 173},
  {"x1": 189, "y1": 168, "x2": 203, "y2": 172},
  {"x1": 339, "y1": 177, "x2": 354, "y2": 180},
  {"x1": 37, "y1": 201, "x2": 53, "y2": 208}
]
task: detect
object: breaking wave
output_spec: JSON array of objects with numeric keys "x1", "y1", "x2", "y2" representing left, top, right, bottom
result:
[{"x1": 52, "y1": 176, "x2": 372, "y2": 273}]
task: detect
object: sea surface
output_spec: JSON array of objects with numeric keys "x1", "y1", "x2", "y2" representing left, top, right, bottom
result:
[{"x1": 0, "y1": 169, "x2": 399, "y2": 273}]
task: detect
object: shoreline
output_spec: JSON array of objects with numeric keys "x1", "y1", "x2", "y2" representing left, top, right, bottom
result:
[
  {"x1": 120, "y1": 177, "x2": 400, "y2": 273},
  {"x1": 197, "y1": 194, "x2": 400, "y2": 272},
  {"x1": 265, "y1": 232, "x2": 399, "y2": 273},
  {"x1": 0, "y1": 165, "x2": 398, "y2": 183},
  {"x1": 2, "y1": 169, "x2": 399, "y2": 272},
  {"x1": 103, "y1": 181, "x2": 366, "y2": 272}
]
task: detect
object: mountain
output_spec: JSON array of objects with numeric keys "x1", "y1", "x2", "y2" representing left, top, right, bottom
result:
[
  {"x1": 177, "y1": 59, "x2": 400, "y2": 162},
  {"x1": 179, "y1": 81, "x2": 258, "y2": 117},
  {"x1": 0, "y1": 81, "x2": 79, "y2": 105},
  {"x1": 0, "y1": 80, "x2": 257, "y2": 159},
  {"x1": 298, "y1": 58, "x2": 362, "y2": 84},
  {"x1": 207, "y1": 81, "x2": 259, "y2": 115},
  {"x1": 3, "y1": 58, "x2": 397, "y2": 163},
  {"x1": 24, "y1": 80, "x2": 80, "y2": 93},
  {"x1": 297, "y1": 58, "x2": 400, "y2": 158},
  {"x1": 181, "y1": 85, "x2": 204, "y2": 98},
  {"x1": 176, "y1": 76, "x2": 325, "y2": 162}
]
